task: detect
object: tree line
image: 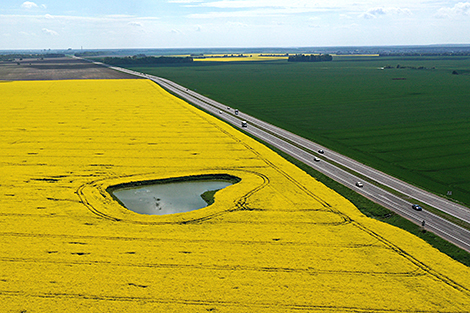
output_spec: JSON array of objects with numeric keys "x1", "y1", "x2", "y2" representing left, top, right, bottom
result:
[
  {"x1": 74, "y1": 51, "x2": 104, "y2": 57},
  {"x1": 379, "y1": 52, "x2": 470, "y2": 57},
  {"x1": 102, "y1": 56, "x2": 193, "y2": 65},
  {"x1": 288, "y1": 54, "x2": 333, "y2": 62},
  {"x1": 0, "y1": 53, "x2": 65, "y2": 62}
]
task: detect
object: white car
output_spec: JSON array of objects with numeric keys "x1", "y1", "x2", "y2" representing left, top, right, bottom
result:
[
  {"x1": 314, "y1": 157, "x2": 320, "y2": 162},
  {"x1": 356, "y1": 182, "x2": 364, "y2": 188}
]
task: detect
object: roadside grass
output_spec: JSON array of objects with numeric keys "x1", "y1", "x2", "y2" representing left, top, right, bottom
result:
[{"x1": 127, "y1": 56, "x2": 470, "y2": 206}]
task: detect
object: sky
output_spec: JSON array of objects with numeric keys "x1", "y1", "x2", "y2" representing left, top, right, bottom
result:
[{"x1": 1, "y1": 0, "x2": 470, "y2": 50}]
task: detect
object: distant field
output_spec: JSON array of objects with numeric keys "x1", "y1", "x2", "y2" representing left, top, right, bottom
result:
[
  {"x1": 127, "y1": 56, "x2": 470, "y2": 205},
  {"x1": 0, "y1": 57, "x2": 139, "y2": 80}
]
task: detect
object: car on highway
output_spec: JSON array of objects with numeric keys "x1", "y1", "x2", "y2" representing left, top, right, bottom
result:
[
  {"x1": 241, "y1": 121, "x2": 247, "y2": 128},
  {"x1": 318, "y1": 149, "x2": 324, "y2": 154},
  {"x1": 314, "y1": 157, "x2": 320, "y2": 162},
  {"x1": 235, "y1": 109, "x2": 239, "y2": 115},
  {"x1": 356, "y1": 182, "x2": 364, "y2": 188},
  {"x1": 412, "y1": 204, "x2": 423, "y2": 211}
]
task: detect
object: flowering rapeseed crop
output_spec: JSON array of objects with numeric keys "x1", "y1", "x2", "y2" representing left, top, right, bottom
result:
[
  {"x1": 1, "y1": 79, "x2": 469, "y2": 312},
  {"x1": 193, "y1": 53, "x2": 288, "y2": 62}
]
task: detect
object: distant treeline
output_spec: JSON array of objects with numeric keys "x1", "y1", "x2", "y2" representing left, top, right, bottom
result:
[
  {"x1": 383, "y1": 64, "x2": 435, "y2": 70},
  {"x1": 0, "y1": 53, "x2": 65, "y2": 61},
  {"x1": 74, "y1": 51, "x2": 105, "y2": 57},
  {"x1": 379, "y1": 52, "x2": 470, "y2": 57},
  {"x1": 288, "y1": 54, "x2": 333, "y2": 62},
  {"x1": 260, "y1": 53, "x2": 289, "y2": 57},
  {"x1": 102, "y1": 56, "x2": 193, "y2": 65}
]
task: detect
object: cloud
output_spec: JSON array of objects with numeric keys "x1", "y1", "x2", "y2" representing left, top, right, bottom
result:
[
  {"x1": 360, "y1": 7, "x2": 412, "y2": 19},
  {"x1": 186, "y1": 0, "x2": 339, "y2": 18},
  {"x1": 189, "y1": 6, "x2": 329, "y2": 18},
  {"x1": 189, "y1": 10, "x2": 256, "y2": 18},
  {"x1": 226, "y1": 21, "x2": 248, "y2": 27},
  {"x1": 128, "y1": 21, "x2": 144, "y2": 27},
  {"x1": 360, "y1": 7, "x2": 386, "y2": 19},
  {"x1": 0, "y1": 13, "x2": 159, "y2": 25},
  {"x1": 21, "y1": 1, "x2": 38, "y2": 9},
  {"x1": 435, "y1": 2, "x2": 470, "y2": 18},
  {"x1": 194, "y1": 0, "x2": 328, "y2": 10},
  {"x1": 168, "y1": 0, "x2": 203, "y2": 3},
  {"x1": 42, "y1": 28, "x2": 58, "y2": 36},
  {"x1": 21, "y1": 2, "x2": 46, "y2": 10},
  {"x1": 388, "y1": 7, "x2": 412, "y2": 15},
  {"x1": 106, "y1": 14, "x2": 136, "y2": 18},
  {"x1": 198, "y1": 0, "x2": 282, "y2": 8}
]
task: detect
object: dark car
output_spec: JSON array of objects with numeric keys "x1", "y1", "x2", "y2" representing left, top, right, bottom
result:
[
  {"x1": 412, "y1": 204, "x2": 423, "y2": 211},
  {"x1": 318, "y1": 149, "x2": 324, "y2": 154}
]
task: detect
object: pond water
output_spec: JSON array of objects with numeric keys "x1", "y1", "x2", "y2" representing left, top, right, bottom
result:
[{"x1": 112, "y1": 180, "x2": 234, "y2": 215}]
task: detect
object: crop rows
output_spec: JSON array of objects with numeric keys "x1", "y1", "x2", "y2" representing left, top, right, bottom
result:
[{"x1": 1, "y1": 79, "x2": 470, "y2": 311}]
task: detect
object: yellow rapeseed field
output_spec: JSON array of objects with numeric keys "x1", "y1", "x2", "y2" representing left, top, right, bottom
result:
[
  {"x1": 192, "y1": 53, "x2": 288, "y2": 62},
  {"x1": 1, "y1": 79, "x2": 469, "y2": 312}
]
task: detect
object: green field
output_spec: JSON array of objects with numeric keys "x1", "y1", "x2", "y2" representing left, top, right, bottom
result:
[{"x1": 127, "y1": 56, "x2": 470, "y2": 206}]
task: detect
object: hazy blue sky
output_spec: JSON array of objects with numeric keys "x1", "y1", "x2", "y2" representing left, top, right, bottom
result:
[{"x1": 1, "y1": 0, "x2": 469, "y2": 49}]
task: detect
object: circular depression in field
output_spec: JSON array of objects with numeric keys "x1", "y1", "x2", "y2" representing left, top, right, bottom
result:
[{"x1": 109, "y1": 175, "x2": 240, "y2": 215}]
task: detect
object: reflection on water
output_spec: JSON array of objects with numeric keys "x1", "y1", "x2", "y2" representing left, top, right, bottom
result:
[{"x1": 112, "y1": 180, "x2": 233, "y2": 215}]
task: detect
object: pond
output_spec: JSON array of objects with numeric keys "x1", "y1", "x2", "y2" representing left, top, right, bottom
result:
[{"x1": 111, "y1": 178, "x2": 236, "y2": 215}]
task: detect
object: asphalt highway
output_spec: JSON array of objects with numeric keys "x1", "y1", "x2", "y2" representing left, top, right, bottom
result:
[{"x1": 87, "y1": 60, "x2": 470, "y2": 253}]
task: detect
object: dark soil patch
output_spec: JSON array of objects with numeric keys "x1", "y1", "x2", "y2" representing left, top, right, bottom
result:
[{"x1": 0, "y1": 57, "x2": 141, "y2": 81}]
